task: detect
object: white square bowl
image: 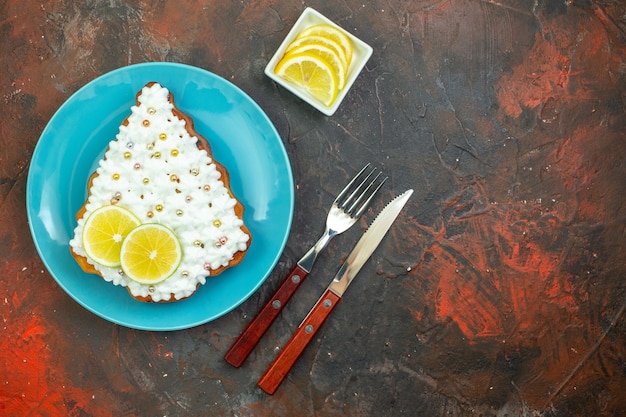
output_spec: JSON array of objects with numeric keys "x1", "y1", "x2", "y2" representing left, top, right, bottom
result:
[{"x1": 264, "y1": 7, "x2": 373, "y2": 116}]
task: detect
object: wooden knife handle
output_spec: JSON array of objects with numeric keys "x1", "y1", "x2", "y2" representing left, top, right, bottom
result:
[
  {"x1": 257, "y1": 289, "x2": 341, "y2": 394},
  {"x1": 224, "y1": 264, "x2": 309, "y2": 367}
]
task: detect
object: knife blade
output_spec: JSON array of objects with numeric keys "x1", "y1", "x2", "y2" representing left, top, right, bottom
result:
[{"x1": 257, "y1": 189, "x2": 413, "y2": 394}]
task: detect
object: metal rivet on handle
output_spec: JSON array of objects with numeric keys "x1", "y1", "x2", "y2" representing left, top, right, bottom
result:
[
  {"x1": 305, "y1": 325, "x2": 314, "y2": 333},
  {"x1": 272, "y1": 300, "x2": 281, "y2": 309},
  {"x1": 291, "y1": 275, "x2": 301, "y2": 284},
  {"x1": 323, "y1": 299, "x2": 332, "y2": 308}
]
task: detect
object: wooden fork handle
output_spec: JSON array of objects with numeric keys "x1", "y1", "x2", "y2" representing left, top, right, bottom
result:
[
  {"x1": 258, "y1": 289, "x2": 341, "y2": 395},
  {"x1": 224, "y1": 264, "x2": 309, "y2": 367}
]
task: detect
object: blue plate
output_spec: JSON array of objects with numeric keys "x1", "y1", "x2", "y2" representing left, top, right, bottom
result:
[{"x1": 27, "y1": 62, "x2": 294, "y2": 331}]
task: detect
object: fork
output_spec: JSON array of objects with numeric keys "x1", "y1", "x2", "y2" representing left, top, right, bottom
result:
[{"x1": 224, "y1": 164, "x2": 386, "y2": 367}]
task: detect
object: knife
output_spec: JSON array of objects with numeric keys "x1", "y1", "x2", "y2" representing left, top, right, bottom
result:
[{"x1": 257, "y1": 189, "x2": 413, "y2": 394}]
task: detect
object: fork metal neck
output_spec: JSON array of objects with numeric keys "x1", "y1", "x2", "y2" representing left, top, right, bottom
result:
[{"x1": 297, "y1": 229, "x2": 336, "y2": 272}]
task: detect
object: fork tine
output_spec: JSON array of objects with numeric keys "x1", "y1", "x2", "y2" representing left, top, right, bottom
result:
[
  {"x1": 333, "y1": 163, "x2": 371, "y2": 206},
  {"x1": 336, "y1": 164, "x2": 387, "y2": 217},
  {"x1": 340, "y1": 169, "x2": 377, "y2": 211},
  {"x1": 350, "y1": 174, "x2": 387, "y2": 218},
  {"x1": 345, "y1": 171, "x2": 380, "y2": 213}
]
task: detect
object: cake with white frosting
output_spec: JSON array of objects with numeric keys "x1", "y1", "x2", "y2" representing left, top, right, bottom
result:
[{"x1": 70, "y1": 82, "x2": 251, "y2": 302}]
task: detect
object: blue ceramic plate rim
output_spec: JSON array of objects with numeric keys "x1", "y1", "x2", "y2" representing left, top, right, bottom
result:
[{"x1": 26, "y1": 62, "x2": 294, "y2": 331}]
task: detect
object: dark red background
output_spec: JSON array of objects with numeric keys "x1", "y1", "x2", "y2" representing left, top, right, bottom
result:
[{"x1": 1, "y1": 1, "x2": 625, "y2": 416}]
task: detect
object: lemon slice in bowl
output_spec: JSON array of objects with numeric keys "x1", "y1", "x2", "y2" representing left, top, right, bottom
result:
[
  {"x1": 297, "y1": 24, "x2": 353, "y2": 66},
  {"x1": 82, "y1": 205, "x2": 141, "y2": 267},
  {"x1": 286, "y1": 43, "x2": 347, "y2": 89},
  {"x1": 274, "y1": 51, "x2": 339, "y2": 106},
  {"x1": 120, "y1": 223, "x2": 182, "y2": 284},
  {"x1": 285, "y1": 35, "x2": 349, "y2": 73}
]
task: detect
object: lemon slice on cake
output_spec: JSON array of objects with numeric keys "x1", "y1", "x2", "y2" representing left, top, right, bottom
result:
[
  {"x1": 120, "y1": 223, "x2": 182, "y2": 284},
  {"x1": 82, "y1": 205, "x2": 141, "y2": 267}
]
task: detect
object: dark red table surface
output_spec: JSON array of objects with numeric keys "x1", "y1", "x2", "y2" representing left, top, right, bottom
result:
[{"x1": 2, "y1": 1, "x2": 625, "y2": 416}]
